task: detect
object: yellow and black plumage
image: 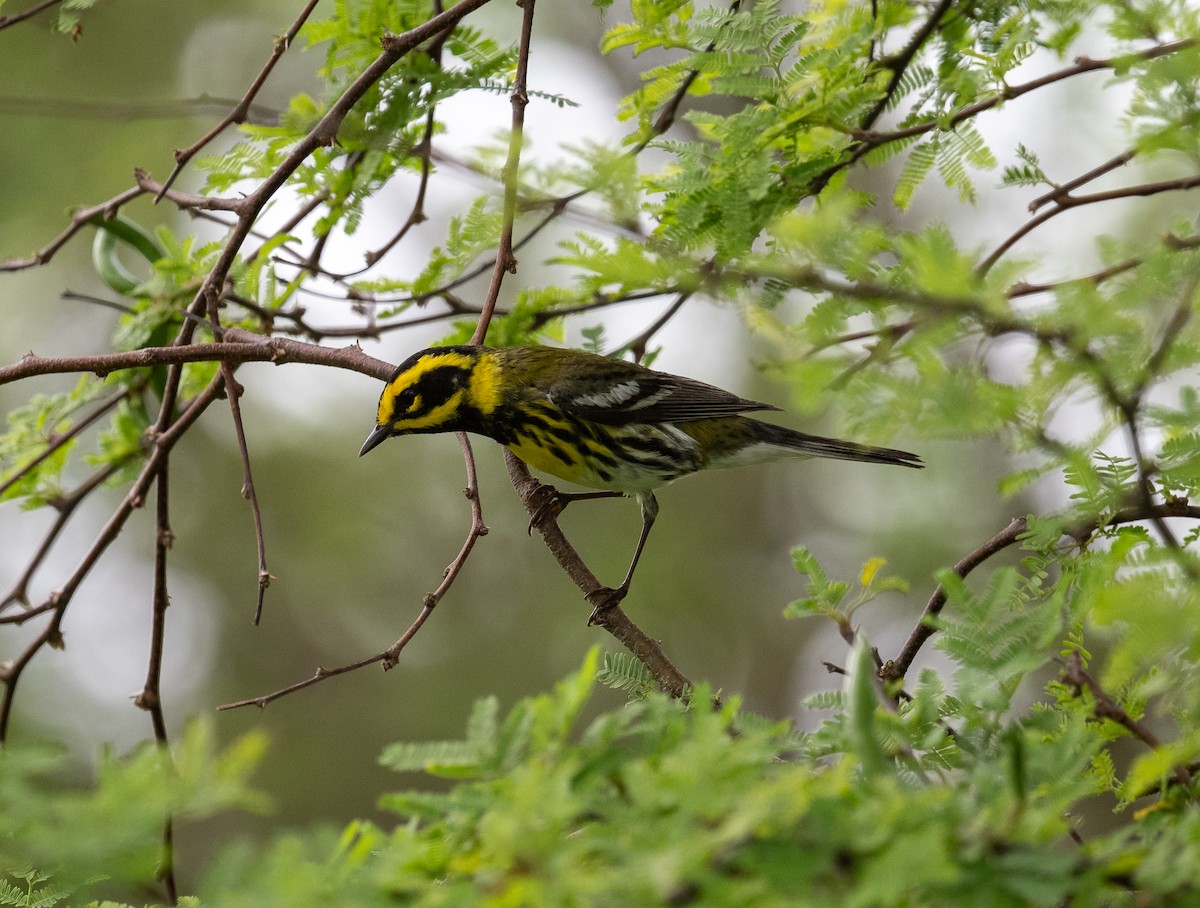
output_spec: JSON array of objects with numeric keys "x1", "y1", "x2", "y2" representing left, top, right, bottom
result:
[{"x1": 360, "y1": 345, "x2": 923, "y2": 611}]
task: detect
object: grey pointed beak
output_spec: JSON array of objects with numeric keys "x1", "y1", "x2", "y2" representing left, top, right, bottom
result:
[{"x1": 359, "y1": 424, "x2": 390, "y2": 457}]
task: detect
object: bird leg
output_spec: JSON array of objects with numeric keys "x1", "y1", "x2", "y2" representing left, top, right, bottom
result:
[
  {"x1": 586, "y1": 492, "x2": 658, "y2": 625},
  {"x1": 526, "y1": 484, "x2": 623, "y2": 535}
]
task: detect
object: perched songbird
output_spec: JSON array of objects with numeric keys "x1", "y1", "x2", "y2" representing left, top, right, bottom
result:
[{"x1": 361, "y1": 345, "x2": 922, "y2": 613}]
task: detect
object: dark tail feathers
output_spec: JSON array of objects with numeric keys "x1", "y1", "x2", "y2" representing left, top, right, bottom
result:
[{"x1": 762, "y1": 423, "x2": 923, "y2": 469}]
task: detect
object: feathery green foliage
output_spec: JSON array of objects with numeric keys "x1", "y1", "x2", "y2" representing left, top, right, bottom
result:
[{"x1": 6, "y1": 0, "x2": 1200, "y2": 903}]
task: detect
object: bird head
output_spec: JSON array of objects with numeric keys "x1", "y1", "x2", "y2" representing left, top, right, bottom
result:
[{"x1": 359, "y1": 346, "x2": 488, "y2": 456}]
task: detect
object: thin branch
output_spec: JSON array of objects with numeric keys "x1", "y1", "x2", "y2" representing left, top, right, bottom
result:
[
  {"x1": 0, "y1": 94, "x2": 278, "y2": 123},
  {"x1": 645, "y1": 0, "x2": 742, "y2": 140},
  {"x1": 0, "y1": 329, "x2": 394, "y2": 386},
  {"x1": 216, "y1": 653, "x2": 387, "y2": 711},
  {"x1": 382, "y1": 430, "x2": 488, "y2": 667},
  {"x1": 358, "y1": 2, "x2": 448, "y2": 273},
  {"x1": 0, "y1": 186, "x2": 147, "y2": 272},
  {"x1": 218, "y1": 363, "x2": 273, "y2": 624},
  {"x1": 133, "y1": 457, "x2": 178, "y2": 905},
  {"x1": 135, "y1": 169, "x2": 246, "y2": 213},
  {"x1": 1, "y1": 375, "x2": 226, "y2": 742},
  {"x1": 618, "y1": 290, "x2": 693, "y2": 362},
  {"x1": 820, "y1": 38, "x2": 1196, "y2": 191},
  {"x1": 503, "y1": 451, "x2": 692, "y2": 698},
  {"x1": 885, "y1": 502, "x2": 1200, "y2": 683},
  {"x1": 883, "y1": 516, "x2": 1029, "y2": 683},
  {"x1": 218, "y1": 430, "x2": 489, "y2": 709},
  {"x1": 981, "y1": 173, "x2": 1200, "y2": 273},
  {"x1": 155, "y1": 0, "x2": 323, "y2": 200},
  {"x1": 1029, "y1": 147, "x2": 1137, "y2": 213},
  {"x1": 858, "y1": 0, "x2": 958, "y2": 132},
  {"x1": 0, "y1": 0, "x2": 62, "y2": 30},
  {"x1": 470, "y1": 0, "x2": 535, "y2": 345},
  {"x1": 1062, "y1": 651, "x2": 1192, "y2": 787}
]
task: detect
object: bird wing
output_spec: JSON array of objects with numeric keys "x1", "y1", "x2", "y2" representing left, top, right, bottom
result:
[{"x1": 550, "y1": 372, "x2": 780, "y2": 425}]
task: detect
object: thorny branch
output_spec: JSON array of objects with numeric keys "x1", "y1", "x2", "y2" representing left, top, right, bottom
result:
[
  {"x1": 883, "y1": 502, "x2": 1200, "y2": 685},
  {"x1": 155, "y1": 0, "x2": 323, "y2": 200}
]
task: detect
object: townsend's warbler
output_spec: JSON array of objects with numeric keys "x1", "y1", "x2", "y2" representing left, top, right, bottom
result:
[{"x1": 360, "y1": 345, "x2": 922, "y2": 611}]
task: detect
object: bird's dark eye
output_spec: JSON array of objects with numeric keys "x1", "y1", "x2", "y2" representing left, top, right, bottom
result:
[{"x1": 396, "y1": 388, "x2": 418, "y2": 412}]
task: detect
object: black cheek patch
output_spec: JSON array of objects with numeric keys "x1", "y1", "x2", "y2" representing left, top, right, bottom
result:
[{"x1": 415, "y1": 368, "x2": 470, "y2": 409}]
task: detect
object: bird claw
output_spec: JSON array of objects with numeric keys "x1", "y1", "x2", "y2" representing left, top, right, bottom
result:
[
  {"x1": 585, "y1": 585, "x2": 628, "y2": 625},
  {"x1": 527, "y1": 484, "x2": 569, "y2": 535}
]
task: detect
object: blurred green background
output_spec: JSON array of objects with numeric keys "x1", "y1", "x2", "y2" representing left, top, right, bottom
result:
[{"x1": 0, "y1": 0, "x2": 1090, "y2": 887}]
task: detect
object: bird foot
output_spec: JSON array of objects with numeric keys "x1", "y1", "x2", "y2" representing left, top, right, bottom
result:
[
  {"x1": 527, "y1": 484, "x2": 570, "y2": 535},
  {"x1": 585, "y1": 585, "x2": 628, "y2": 625}
]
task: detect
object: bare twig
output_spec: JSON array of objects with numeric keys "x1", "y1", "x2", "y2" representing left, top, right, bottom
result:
[
  {"x1": 133, "y1": 458, "x2": 178, "y2": 905},
  {"x1": 216, "y1": 653, "x2": 387, "y2": 711},
  {"x1": 0, "y1": 94, "x2": 278, "y2": 123},
  {"x1": 470, "y1": 0, "x2": 536, "y2": 345},
  {"x1": 1062, "y1": 651, "x2": 1192, "y2": 787},
  {"x1": 503, "y1": 452, "x2": 692, "y2": 697},
  {"x1": 819, "y1": 38, "x2": 1196, "y2": 192},
  {"x1": 0, "y1": 330, "x2": 393, "y2": 386},
  {"x1": 218, "y1": 363, "x2": 273, "y2": 624},
  {"x1": 218, "y1": 430, "x2": 489, "y2": 708},
  {"x1": 1, "y1": 186, "x2": 148, "y2": 271},
  {"x1": 619, "y1": 291, "x2": 693, "y2": 362},
  {"x1": 1029, "y1": 148, "x2": 1137, "y2": 213},
  {"x1": 0, "y1": 375, "x2": 226, "y2": 742},
  {"x1": 0, "y1": 0, "x2": 62, "y2": 30},
  {"x1": 981, "y1": 173, "x2": 1200, "y2": 273},
  {"x1": 155, "y1": 0, "x2": 323, "y2": 200},
  {"x1": 883, "y1": 516, "x2": 1029, "y2": 683}
]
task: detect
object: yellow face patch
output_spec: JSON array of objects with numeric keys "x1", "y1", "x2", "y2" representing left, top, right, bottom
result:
[
  {"x1": 377, "y1": 349, "x2": 477, "y2": 426},
  {"x1": 466, "y1": 352, "x2": 501, "y2": 415}
]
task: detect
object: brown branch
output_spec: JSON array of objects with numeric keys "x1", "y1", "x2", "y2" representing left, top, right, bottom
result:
[
  {"x1": 470, "y1": 0, "x2": 535, "y2": 345},
  {"x1": 0, "y1": 375, "x2": 226, "y2": 742},
  {"x1": 619, "y1": 290, "x2": 692, "y2": 362},
  {"x1": 1062, "y1": 651, "x2": 1192, "y2": 787},
  {"x1": 134, "y1": 170, "x2": 245, "y2": 213},
  {"x1": 0, "y1": 0, "x2": 62, "y2": 29},
  {"x1": 218, "y1": 430, "x2": 489, "y2": 708},
  {"x1": 885, "y1": 502, "x2": 1200, "y2": 683},
  {"x1": 1029, "y1": 147, "x2": 1137, "y2": 213},
  {"x1": 358, "y1": 1, "x2": 448, "y2": 273},
  {"x1": 218, "y1": 364, "x2": 273, "y2": 624},
  {"x1": 0, "y1": 185, "x2": 147, "y2": 272},
  {"x1": 858, "y1": 0, "x2": 958, "y2": 132},
  {"x1": 644, "y1": 0, "x2": 742, "y2": 141},
  {"x1": 155, "y1": 0, "x2": 323, "y2": 200},
  {"x1": 981, "y1": 173, "x2": 1200, "y2": 273},
  {"x1": 823, "y1": 38, "x2": 1196, "y2": 190},
  {"x1": 884, "y1": 516, "x2": 1029, "y2": 683},
  {"x1": 0, "y1": 330, "x2": 394, "y2": 386},
  {"x1": 0, "y1": 94, "x2": 278, "y2": 123},
  {"x1": 1006, "y1": 256, "x2": 1144, "y2": 298},
  {"x1": 216, "y1": 653, "x2": 388, "y2": 711},
  {"x1": 133, "y1": 457, "x2": 178, "y2": 905},
  {"x1": 503, "y1": 451, "x2": 692, "y2": 698}
]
